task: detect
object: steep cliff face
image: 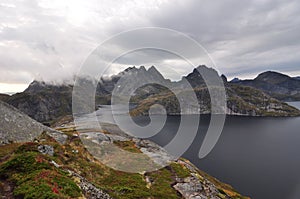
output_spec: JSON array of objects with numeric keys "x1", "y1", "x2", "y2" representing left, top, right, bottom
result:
[
  {"x1": 3, "y1": 78, "x2": 111, "y2": 124},
  {"x1": 226, "y1": 84, "x2": 300, "y2": 116},
  {"x1": 232, "y1": 71, "x2": 300, "y2": 101},
  {"x1": 131, "y1": 84, "x2": 300, "y2": 117},
  {"x1": 5, "y1": 84, "x2": 73, "y2": 125},
  {"x1": 130, "y1": 67, "x2": 300, "y2": 117}
]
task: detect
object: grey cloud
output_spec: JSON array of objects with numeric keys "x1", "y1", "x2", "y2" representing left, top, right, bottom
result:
[
  {"x1": 0, "y1": 0, "x2": 300, "y2": 88},
  {"x1": 147, "y1": 0, "x2": 300, "y2": 78}
]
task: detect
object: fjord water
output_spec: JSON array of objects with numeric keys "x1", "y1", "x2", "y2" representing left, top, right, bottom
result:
[
  {"x1": 132, "y1": 102, "x2": 300, "y2": 199},
  {"x1": 95, "y1": 103, "x2": 300, "y2": 199}
]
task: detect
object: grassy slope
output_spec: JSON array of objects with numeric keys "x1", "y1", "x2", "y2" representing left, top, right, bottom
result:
[{"x1": 0, "y1": 127, "x2": 248, "y2": 199}]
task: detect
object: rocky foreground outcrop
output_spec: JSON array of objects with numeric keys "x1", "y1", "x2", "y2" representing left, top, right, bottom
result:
[
  {"x1": 0, "y1": 100, "x2": 67, "y2": 145},
  {"x1": 54, "y1": 120, "x2": 250, "y2": 199},
  {"x1": 0, "y1": 103, "x2": 249, "y2": 198}
]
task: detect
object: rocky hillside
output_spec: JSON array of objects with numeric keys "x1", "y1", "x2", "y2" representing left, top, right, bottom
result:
[
  {"x1": 131, "y1": 84, "x2": 300, "y2": 117},
  {"x1": 2, "y1": 79, "x2": 111, "y2": 125},
  {"x1": 231, "y1": 71, "x2": 300, "y2": 101},
  {"x1": 2, "y1": 81, "x2": 73, "y2": 125},
  {"x1": 0, "y1": 100, "x2": 66, "y2": 145},
  {"x1": 1, "y1": 66, "x2": 170, "y2": 124},
  {"x1": 0, "y1": 101, "x2": 249, "y2": 199},
  {"x1": 119, "y1": 66, "x2": 299, "y2": 117},
  {"x1": 226, "y1": 84, "x2": 300, "y2": 116},
  {"x1": 0, "y1": 94, "x2": 10, "y2": 102},
  {"x1": 3, "y1": 66, "x2": 300, "y2": 124},
  {"x1": 131, "y1": 67, "x2": 300, "y2": 117}
]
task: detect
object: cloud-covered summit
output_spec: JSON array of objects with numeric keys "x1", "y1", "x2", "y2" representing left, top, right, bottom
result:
[{"x1": 1, "y1": 0, "x2": 300, "y2": 93}]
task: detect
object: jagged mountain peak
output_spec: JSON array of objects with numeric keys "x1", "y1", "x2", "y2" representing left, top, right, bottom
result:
[
  {"x1": 124, "y1": 66, "x2": 137, "y2": 72},
  {"x1": 24, "y1": 80, "x2": 47, "y2": 93},
  {"x1": 24, "y1": 79, "x2": 73, "y2": 93},
  {"x1": 148, "y1": 65, "x2": 159, "y2": 73},
  {"x1": 147, "y1": 65, "x2": 165, "y2": 79},
  {"x1": 230, "y1": 77, "x2": 241, "y2": 83},
  {"x1": 221, "y1": 74, "x2": 228, "y2": 83},
  {"x1": 187, "y1": 65, "x2": 219, "y2": 77},
  {"x1": 181, "y1": 65, "x2": 221, "y2": 88},
  {"x1": 196, "y1": 64, "x2": 212, "y2": 70},
  {"x1": 117, "y1": 65, "x2": 165, "y2": 80},
  {"x1": 123, "y1": 65, "x2": 145, "y2": 72}
]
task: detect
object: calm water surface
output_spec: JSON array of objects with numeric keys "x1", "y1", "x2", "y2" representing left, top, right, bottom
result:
[{"x1": 96, "y1": 102, "x2": 300, "y2": 199}]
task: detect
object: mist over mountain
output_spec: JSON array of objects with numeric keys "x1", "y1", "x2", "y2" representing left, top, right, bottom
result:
[{"x1": 1, "y1": 65, "x2": 299, "y2": 124}]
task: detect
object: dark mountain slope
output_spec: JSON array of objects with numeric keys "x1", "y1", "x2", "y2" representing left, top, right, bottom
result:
[
  {"x1": 4, "y1": 66, "x2": 300, "y2": 124},
  {"x1": 131, "y1": 67, "x2": 300, "y2": 117},
  {"x1": 5, "y1": 82, "x2": 73, "y2": 125},
  {"x1": 0, "y1": 94, "x2": 10, "y2": 102},
  {"x1": 232, "y1": 71, "x2": 300, "y2": 101}
]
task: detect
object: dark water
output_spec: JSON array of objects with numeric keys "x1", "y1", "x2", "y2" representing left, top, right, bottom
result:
[{"x1": 131, "y1": 102, "x2": 300, "y2": 199}]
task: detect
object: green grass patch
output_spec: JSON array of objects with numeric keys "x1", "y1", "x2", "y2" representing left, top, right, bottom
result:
[
  {"x1": 170, "y1": 162, "x2": 191, "y2": 179},
  {"x1": 0, "y1": 151, "x2": 81, "y2": 199},
  {"x1": 113, "y1": 141, "x2": 142, "y2": 153}
]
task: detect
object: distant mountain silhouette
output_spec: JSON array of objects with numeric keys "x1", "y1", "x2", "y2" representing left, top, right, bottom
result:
[
  {"x1": 231, "y1": 71, "x2": 300, "y2": 101},
  {"x1": 230, "y1": 78, "x2": 241, "y2": 83},
  {"x1": 294, "y1": 76, "x2": 300, "y2": 80}
]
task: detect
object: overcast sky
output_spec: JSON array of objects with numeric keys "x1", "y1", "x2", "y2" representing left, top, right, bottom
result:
[{"x1": 1, "y1": 0, "x2": 300, "y2": 93}]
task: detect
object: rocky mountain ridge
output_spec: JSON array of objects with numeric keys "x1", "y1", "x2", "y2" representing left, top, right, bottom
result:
[
  {"x1": 130, "y1": 67, "x2": 300, "y2": 116},
  {"x1": 4, "y1": 83, "x2": 73, "y2": 125},
  {"x1": 1, "y1": 66, "x2": 300, "y2": 124},
  {"x1": 231, "y1": 71, "x2": 300, "y2": 101}
]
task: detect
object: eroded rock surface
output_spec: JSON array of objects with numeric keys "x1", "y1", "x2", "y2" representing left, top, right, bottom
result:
[{"x1": 0, "y1": 100, "x2": 67, "y2": 145}]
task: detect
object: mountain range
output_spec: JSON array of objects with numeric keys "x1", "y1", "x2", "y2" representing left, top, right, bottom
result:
[
  {"x1": 130, "y1": 66, "x2": 300, "y2": 117},
  {"x1": 231, "y1": 71, "x2": 300, "y2": 101},
  {"x1": 1, "y1": 65, "x2": 300, "y2": 124}
]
